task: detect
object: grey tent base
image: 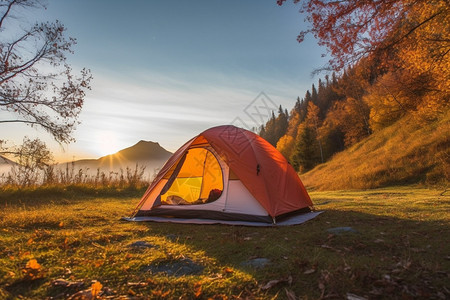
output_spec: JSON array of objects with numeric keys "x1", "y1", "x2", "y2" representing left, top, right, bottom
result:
[{"x1": 122, "y1": 211, "x2": 323, "y2": 226}]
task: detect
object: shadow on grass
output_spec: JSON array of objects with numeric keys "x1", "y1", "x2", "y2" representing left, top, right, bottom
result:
[{"x1": 134, "y1": 209, "x2": 449, "y2": 299}]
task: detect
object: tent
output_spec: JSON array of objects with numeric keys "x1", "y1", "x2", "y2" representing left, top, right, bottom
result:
[{"x1": 124, "y1": 125, "x2": 321, "y2": 226}]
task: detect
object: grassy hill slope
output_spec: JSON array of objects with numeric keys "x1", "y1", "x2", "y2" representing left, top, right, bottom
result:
[{"x1": 302, "y1": 111, "x2": 449, "y2": 190}]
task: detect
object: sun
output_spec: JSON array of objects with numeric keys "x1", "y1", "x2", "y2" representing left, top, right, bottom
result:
[{"x1": 97, "y1": 131, "x2": 120, "y2": 156}]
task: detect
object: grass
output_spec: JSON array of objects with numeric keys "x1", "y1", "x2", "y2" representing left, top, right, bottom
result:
[
  {"x1": 302, "y1": 111, "x2": 449, "y2": 190},
  {"x1": 0, "y1": 186, "x2": 449, "y2": 299}
]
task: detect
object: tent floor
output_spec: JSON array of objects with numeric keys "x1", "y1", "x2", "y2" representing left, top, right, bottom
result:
[{"x1": 122, "y1": 211, "x2": 323, "y2": 226}]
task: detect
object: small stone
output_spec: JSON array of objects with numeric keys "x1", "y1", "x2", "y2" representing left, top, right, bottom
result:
[
  {"x1": 128, "y1": 241, "x2": 157, "y2": 249},
  {"x1": 326, "y1": 227, "x2": 358, "y2": 234},
  {"x1": 241, "y1": 258, "x2": 270, "y2": 268},
  {"x1": 144, "y1": 258, "x2": 204, "y2": 277}
]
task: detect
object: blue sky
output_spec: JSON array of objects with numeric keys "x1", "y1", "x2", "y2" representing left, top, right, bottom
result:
[{"x1": 3, "y1": 0, "x2": 328, "y2": 161}]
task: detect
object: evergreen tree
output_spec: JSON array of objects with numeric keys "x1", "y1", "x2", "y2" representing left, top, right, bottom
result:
[
  {"x1": 311, "y1": 84, "x2": 318, "y2": 105},
  {"x1": 274, "y1": 105, "x2": 289, "y2": 144},
  {"x1": 290, "y1": 124, "x2": 319, "y2": 172}
]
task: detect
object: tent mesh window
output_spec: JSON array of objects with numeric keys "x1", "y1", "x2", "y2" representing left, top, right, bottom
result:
[{"x1": 160, "y1": 148, "x2": 223, "y2": 205}]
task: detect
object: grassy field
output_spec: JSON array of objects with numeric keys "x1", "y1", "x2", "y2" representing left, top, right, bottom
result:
[{"x1": 0, "y1": 186, "x2": 449, "y2": 299}]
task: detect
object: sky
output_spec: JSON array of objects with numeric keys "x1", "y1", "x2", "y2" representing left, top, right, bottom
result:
[{"x1": 2, "y1": 0, "x2": 328, "y2": 162}]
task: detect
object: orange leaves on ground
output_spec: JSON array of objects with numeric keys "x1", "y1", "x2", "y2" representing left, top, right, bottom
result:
[
  {"x1": 151, "y1": 290, "x2": 170, "y2": 297},
  {"x1": 26, "y1": 259, "x2": 41, "y2": 270},
  {"x1": 22, "y1": 258, "x2": 43, "y2": 280},
  {"x1": 93, "y1": 260, "x2": 104, "y2": 268},
  {"x1": 194, "y1": 280, "x2": 203, "y2": 298},
  {"x1": 91, "y1": 281, "x2": 102, "y2": 297}
]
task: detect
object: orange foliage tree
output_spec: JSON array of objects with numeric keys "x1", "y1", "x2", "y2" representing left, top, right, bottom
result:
[
  {"x1": 280, "y1": 0, "x2": 449, "y2": 129},
  {"x1": 277, "y1": 0, "x2": 448, "y2": 71}
]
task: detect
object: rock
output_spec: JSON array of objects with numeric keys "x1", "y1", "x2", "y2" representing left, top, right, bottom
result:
[
  {"x1": 327, "y1": 227, "x2": 358, "y2": 234},
  {"x1": 165, "y1": 234, "x2": 178, "y2": 241},
  {"x1": 144, "y1": 258, "x2": 204, "y2": 277},
  {"x1": 241, "y1": 258, "x2": 270, "y2": 268},
  {"x1": 128, "y1": 241, "x2": 158, "y2": 249}
]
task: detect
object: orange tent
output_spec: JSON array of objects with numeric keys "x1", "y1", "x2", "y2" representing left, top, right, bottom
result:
[{"x1": 126, "y1": 125, "x2": 318, "y2": 226}]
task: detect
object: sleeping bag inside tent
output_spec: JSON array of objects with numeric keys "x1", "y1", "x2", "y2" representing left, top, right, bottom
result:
[{"x1": 124, "y1": 125, "x2": 321, "y2": 226}]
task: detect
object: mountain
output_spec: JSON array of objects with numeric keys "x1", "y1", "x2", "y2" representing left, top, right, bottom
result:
[
  {"x1": 103, "y1": 140, "x2": 172, "y2": 162},
  {"x1": 60, "y1": 140, "x2": 172, "y2": 178},
  {"x1": 0, "y1": 155, "x2": 17, "y2": 175}
]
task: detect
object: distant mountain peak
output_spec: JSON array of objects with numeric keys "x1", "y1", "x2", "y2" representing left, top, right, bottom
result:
[
  {"x1": 100, "y1": 140, "x2": 172, "y2": 162},
  {"x1": 136, "y1": 140, "x2": 159, "y2": 145}
]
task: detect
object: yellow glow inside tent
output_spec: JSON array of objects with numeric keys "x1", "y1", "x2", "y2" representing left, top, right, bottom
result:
[{"x1": 160, "y1": 148, "x2": 223, "y2": 204}]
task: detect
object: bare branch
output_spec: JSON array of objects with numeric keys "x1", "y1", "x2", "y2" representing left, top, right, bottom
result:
[{"x1": 0, "y1": 1, "x2": 92, "y2": 144}]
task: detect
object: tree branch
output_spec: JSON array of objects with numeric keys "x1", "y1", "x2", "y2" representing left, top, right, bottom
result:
[{"x1": 0, "y1": 0, "x2": 16, "y2": 29}]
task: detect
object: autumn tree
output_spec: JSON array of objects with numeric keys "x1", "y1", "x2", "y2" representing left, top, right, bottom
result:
[
  {"x1": 7, "y1": 137, "x2": 53, "y2": 186},
  {"x1": 276, "y1": 97, "x2": 310, "y2": 160},
  {"x1": 279, "y1": 0, "x2": 449, "y2": 125},
  {"x1": 278, "y1": 0, "x2": 448, "y2": 71},
  {"x1": 305, "y1": 101, "x2": 323, "y2": 163},
  {"x1": 0, "y1": 0, "x2": 92, "y2": 149}
]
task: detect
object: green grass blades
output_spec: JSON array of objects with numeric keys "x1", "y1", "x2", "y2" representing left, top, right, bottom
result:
[{"x1": 0, "y1": 187, "x2": 449, "y2": 299}]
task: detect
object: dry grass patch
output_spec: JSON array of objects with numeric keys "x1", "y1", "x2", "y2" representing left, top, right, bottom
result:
[{"x1": 302, "y1": 112, "x2": 449, "y2": 190}]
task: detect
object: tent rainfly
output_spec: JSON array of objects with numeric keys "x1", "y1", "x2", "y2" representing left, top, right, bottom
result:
[{"x1": 124, "y1": 125, "x2": 321, "y2": 226}]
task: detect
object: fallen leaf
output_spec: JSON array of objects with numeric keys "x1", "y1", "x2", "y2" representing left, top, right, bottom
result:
[
  {"x1": 261, "y1": 279, "x2": 282, "y2": 290},
  {"x1": 94, "y1": 260, "x2": 104, "y2": 268},
  {"x1": 20, "y1": 251, "x2": 30, "y2": 257},
  {"x1": 194, "y1": 280, "x2": 202, "y2": 298},
  {"x1": 26, "y1": 259, "x2": 41, "y2": 270},
  {"x1": 91, "y1": 281, "x2": 102, "y2": 297},
  {"x1": 285, "y1": 288, "x2": 297, "y2": 300},
  {"x1": 346, "y1": 293, "x2": 368, "y2": 300},
  {"x1": 128, "y1": 288, "x2": 136, "y2": 296},
  {"x1": 303, "y1": 268, "x2": 316, "y2": 275},
  {"x1": 261, "y1": 276, "x2": 292, "y2": 290},
  {"x1": 152, "y1": 290, "x2": 170, "y2": 297}
]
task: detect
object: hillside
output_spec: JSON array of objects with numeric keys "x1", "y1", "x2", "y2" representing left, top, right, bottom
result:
[{"x1": 301, "y1": 112, "x2": 449, "y2": 190}]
